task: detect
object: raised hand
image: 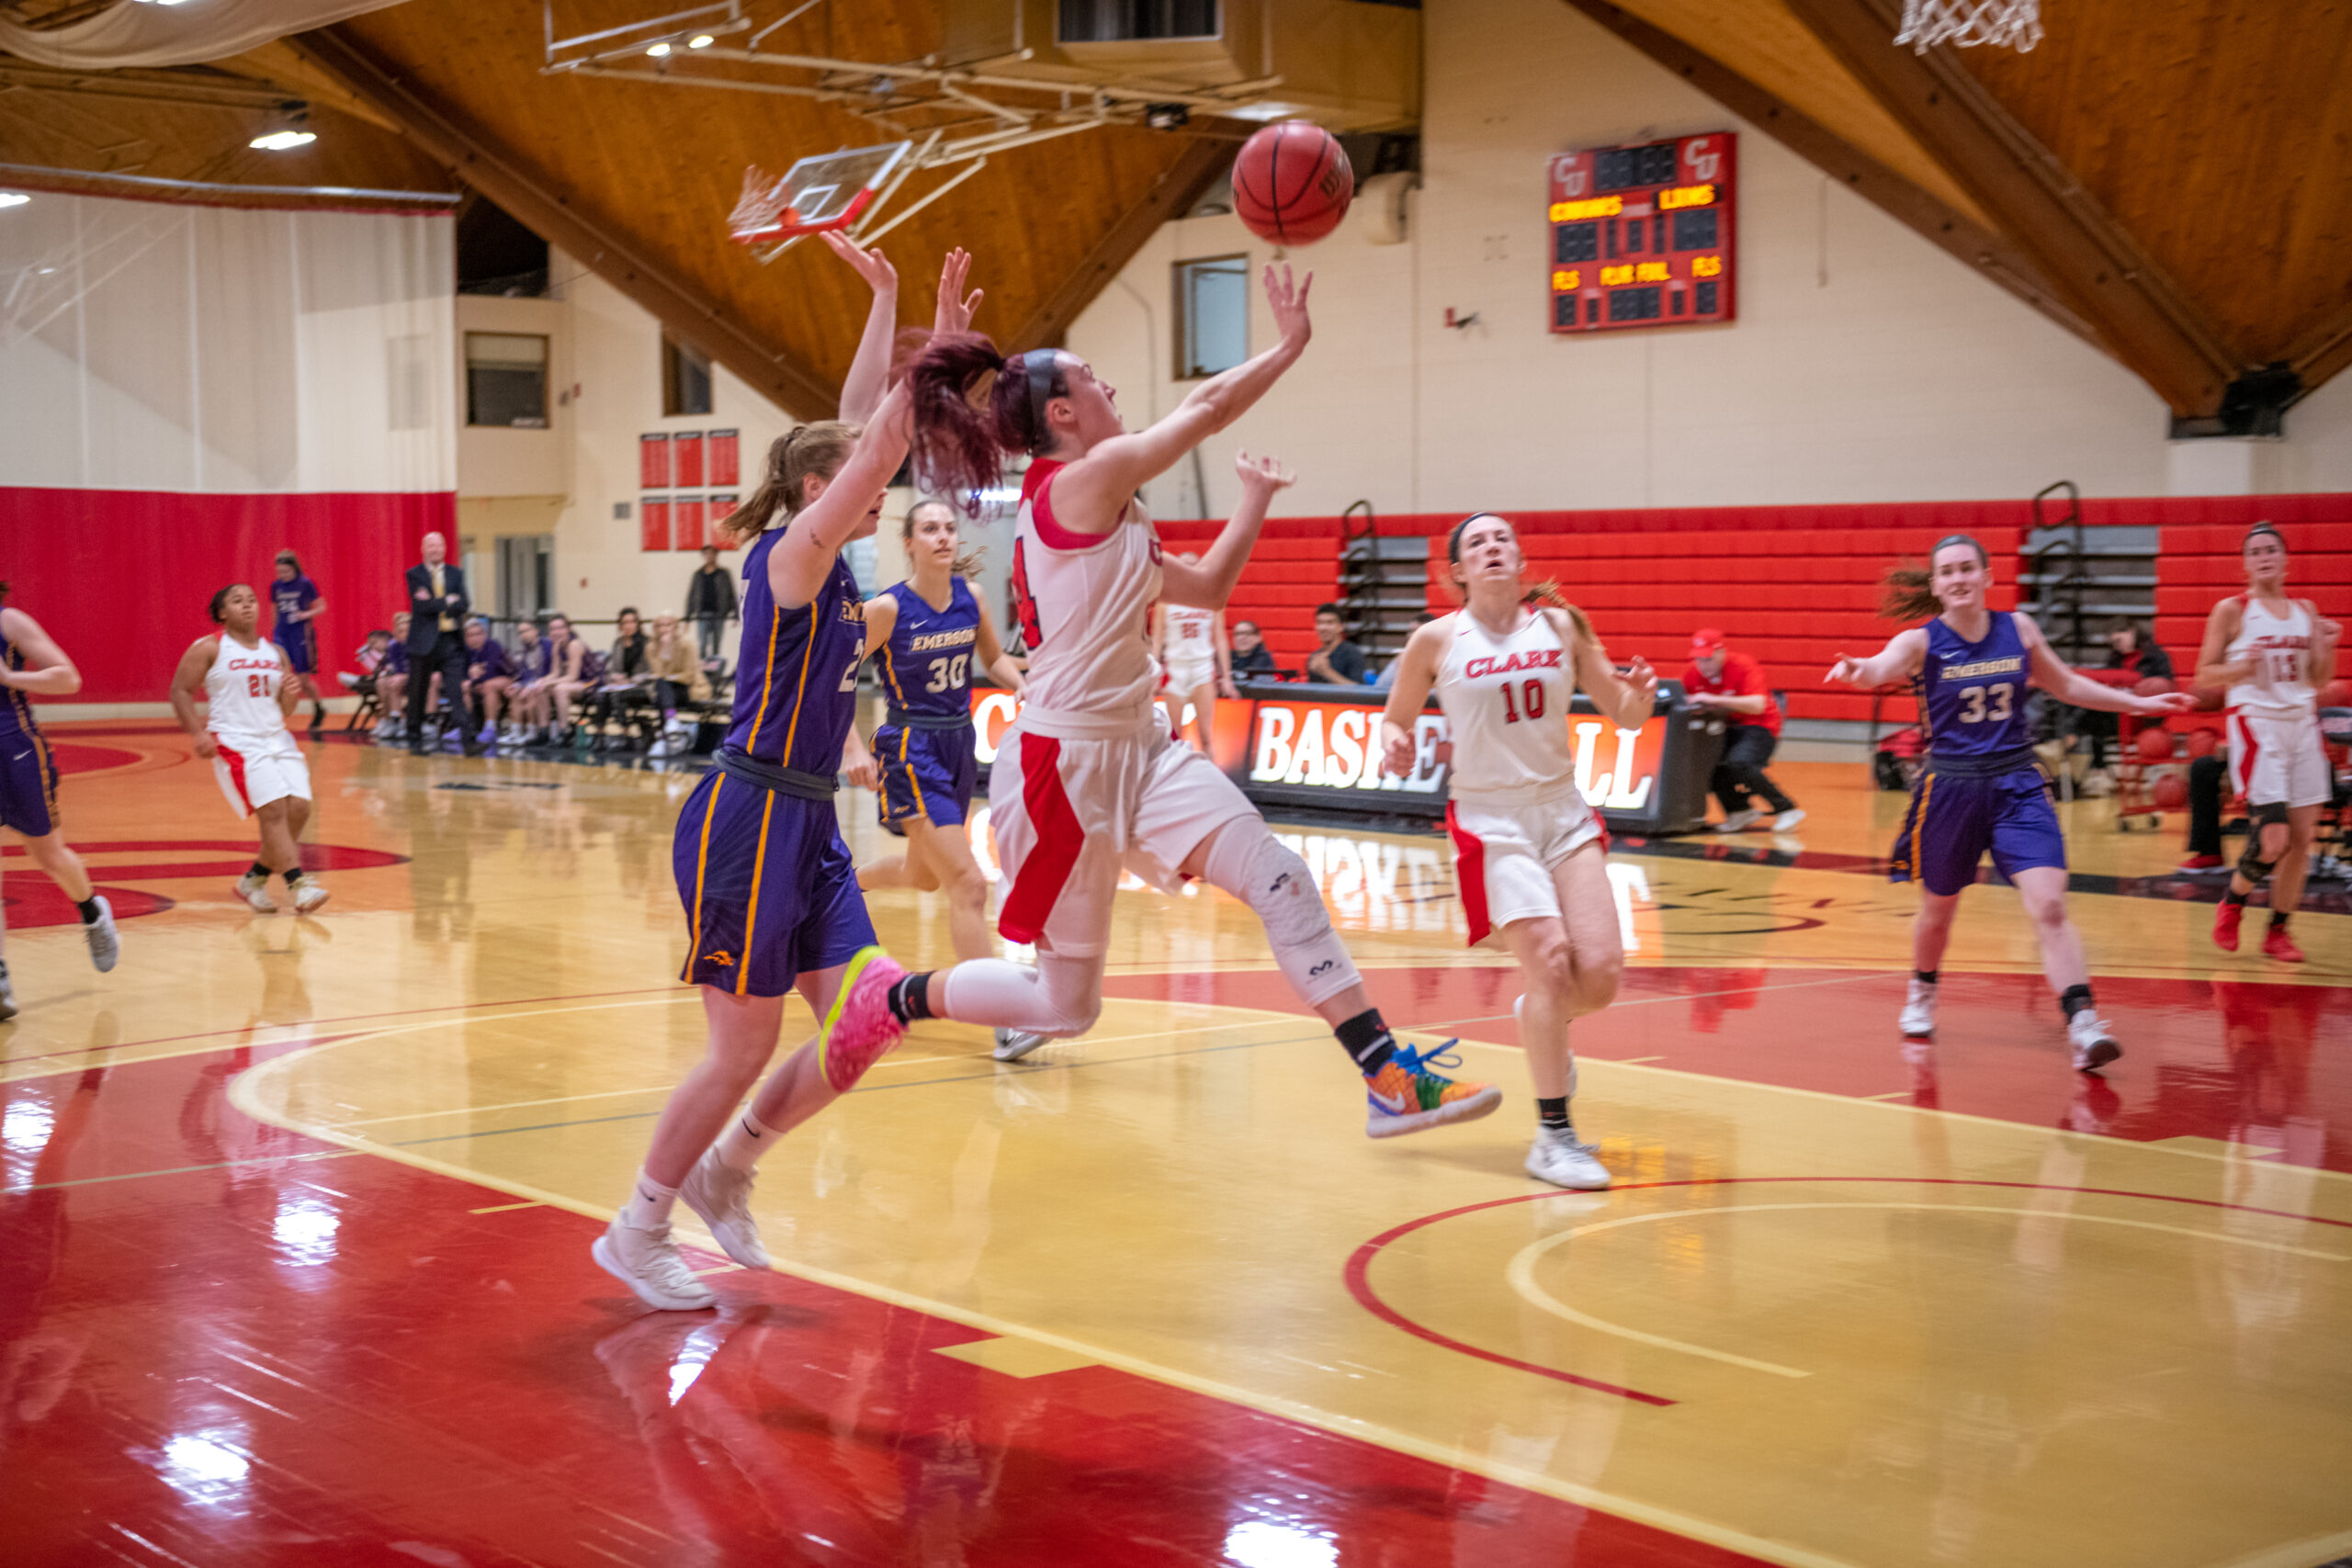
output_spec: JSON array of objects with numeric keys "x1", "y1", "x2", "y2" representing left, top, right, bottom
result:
[
  {"x1": 820, "y1": 230, "x2": 899, "y2": 299},
  {"x1": 1261, "y1": 262, "x2": 1313, "y2": 349},
  {"x1": 1235, "y1": 448, "x2": 1295, "y2": 492},
  {"x1": 933, "y1": 247, "x2": 982, "y2": 335}
]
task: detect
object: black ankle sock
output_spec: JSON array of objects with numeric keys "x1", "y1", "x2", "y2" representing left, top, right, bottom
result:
[
  {"x1": 249, "y1": 860, "x2": 272, "y2": 880},
  {"x1": 1536, "y1": 1095, "x2": 1571, "y2": 1132},
  {"x1": 2269, "y1": 910, "x2": 2290, "y2": 930},
  {"x1": 1914, "y1": 969, "x2": 1939, "y2": 986},
  {"x1": 886, "y1": 972, "x2": 934, "y2": 1026},
  {"x1": 1335, "y1": 1009, "x2": 1396, "y2": 1073},
  {"x1": 2060, "y1": 983, "x2": 2094, "y2": 1021},
  {"x1": 283, "y1": 869, "x2": 305, "y2": 888},
  {"x1": 2222, "y1": 887, "x2": 2249, "y2": 908},
  {"x1": 75, "y1": 897, "x2": 101, "y2": 924}
]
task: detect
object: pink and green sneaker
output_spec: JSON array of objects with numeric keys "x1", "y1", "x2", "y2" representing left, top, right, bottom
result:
[{"x1": 819, "y1": 946, "x2": 909, "y2": 1092}]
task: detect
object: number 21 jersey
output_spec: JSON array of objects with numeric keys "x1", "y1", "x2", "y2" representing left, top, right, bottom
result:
[{"x1": 1919, "y1": 612, "x2": 2030, "y2": 759}]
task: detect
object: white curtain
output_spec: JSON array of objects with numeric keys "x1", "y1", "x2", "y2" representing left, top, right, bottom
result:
[
  {"x1": 0, "y1": 0, "x2": 410, "y2": 69},
  {"x1": 0, "y1": 188, "x2": 455, "y2": 493}
]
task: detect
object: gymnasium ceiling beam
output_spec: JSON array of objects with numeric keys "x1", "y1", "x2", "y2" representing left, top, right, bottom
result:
[
  {"x1": 1560, "y1": 1, "x2": 2096, "y2": 351},
  {"x1": 2284, "y1": 303, "x2": 2352, "y2": 406},
  {"x1": 284, "y1": 25, "x2": 841, "y2": 420},
  {"x1": 1015, "y1": 135, "x2": 1232, "y2": 352},
  {"x1": 1777, "y1": 0, "x2": 2241, "y2": 416}
]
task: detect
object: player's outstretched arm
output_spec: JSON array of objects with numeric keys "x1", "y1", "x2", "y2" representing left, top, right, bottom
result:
[
  {"x1": 0, "y1": 609, "x2": 81, "y2": 697},
  {"x1": 1826, "y1": 628, "x2": 1928, "y2": 690},
  {"x1": 1564, "y1": 613, "x2": 1657, "y2": 732},
  {"x1": 822, "y1": 231, "x2": 901, "y2": 427},
  {"x1": 170, "y1": 637, "x2": 220, "y2": 758},
  {"x1": 1378, "y1": 617, "x2": 1451, "y2": 776},
  {"x1": 1163, "y1": 451, "x2": 1294, "y2": 611},
  {"x1": 769, "y1": 381, "x2": 914, "y2": 610},
  {"x1": 2020, "y1": 615, "x2": 2193, "y2": 716},
  {"x1": 1057, "y1": 265, "x2": 1310, "y2": 517}
]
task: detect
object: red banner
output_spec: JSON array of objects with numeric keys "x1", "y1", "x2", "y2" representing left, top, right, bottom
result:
[
  {"x1": 672, "y1": 497, "x2": 706, "y2": 551},
  {"x1": 639, "y1": 498, "x2": 670, "y2": 553},
  {"x1": 708, "y1": 430, "x2": 740, "y2": 487},
  {"x1": 674, "y1": 433, "x2": 705, "y2": 488},
  {"x1": 639, "y1": 434, "x2": 671, "y2": 489},
  {"x1": 708, "y1": 495, "x2": 739, "y2": 547}
]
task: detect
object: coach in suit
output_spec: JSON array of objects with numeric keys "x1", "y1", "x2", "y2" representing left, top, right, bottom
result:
[{"x1": 404, "y1": 531, "x2": 480, "y2": 757}]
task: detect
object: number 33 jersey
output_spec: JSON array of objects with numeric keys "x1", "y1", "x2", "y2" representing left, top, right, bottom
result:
[
  {"x1": 874, "y1": 577, "x2": 978, "y2": 723},
  {"x1": 1919, "y1": 612, "x2": 2030, "y2": 759},
  {"x1": 1436, "y1": 607, "x2": 1584, "y2": 807}
]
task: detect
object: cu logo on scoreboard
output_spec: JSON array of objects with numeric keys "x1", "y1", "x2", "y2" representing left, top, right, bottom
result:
[
  {"x1": 1685, "y1": 137, "x2": 1722, "y2": 183},
  {"x1": 1549, "y1": 153, "x2": 1588, "y2": 196}
]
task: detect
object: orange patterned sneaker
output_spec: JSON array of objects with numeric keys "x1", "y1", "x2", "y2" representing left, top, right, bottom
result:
[
  {"x1": 818, "y1": 946, "x2": 908, "y2": 1092},
  {"x1": 2262, "y1": 924, "x2": 2306, "y2": 964},
  {"x1": 2211, "y1": 899, "x2": 2243, "y2": 952},
  {"x1": 1363, "y1": 1041, "x2": 1503, "y2": 1138}
]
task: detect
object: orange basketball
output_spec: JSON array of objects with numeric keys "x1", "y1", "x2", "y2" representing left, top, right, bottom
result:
[
  {"x1": 2134, "y1": 675, "x2": 2174, "y2": 697},
  {"x1": 2153, "y1": 773, "x2": 2188, "y2": 809},
  {"x1": 2136, "y1": 727, "x2": 2174, "y2": 761},
  {"x1": 1233, "y1": 123, "x2": 1353, "y2": 245},
  {"x1": 2186, "y1": 727, "x2": 2220, "y2": 759},
  {"x1": 2323, "y1": 679, "x2": 2352, "y2": 708}
]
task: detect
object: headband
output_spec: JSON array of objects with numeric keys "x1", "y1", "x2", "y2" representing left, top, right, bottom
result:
[
  {"x1": 1022, "y1": 351, "x2": 1060, "y2": 450},
  {"x1": 1932, "y1": 533, "x2": 1988, "y2": 566},
  {"x1": 1447, "y1": 512, "x2": 1509, "y2": 560},
  {"x1": 2245, "y1": 522, "x2": 2285, "y2": 547}
]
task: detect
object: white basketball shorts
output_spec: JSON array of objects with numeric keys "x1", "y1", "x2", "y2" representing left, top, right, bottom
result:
[
  {"x1": 1162, "y1": 653, "x2": 1217, "y2": 694},
  {"x1": 1444, "y1": 790, "x2": 1606, "y2": 947},
  {"x1": 2228, "y1": 708, "x2": 2331, "y2": 809},
  {"x1": 212, "y1": 728, "x2": 311, "y2": 818}
]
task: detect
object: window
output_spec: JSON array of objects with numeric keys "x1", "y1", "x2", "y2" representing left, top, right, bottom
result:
[
  {"x1": 465, "y1": 333, "x2": 548, "y2": 427},
  {"x1": 662, "y1": 333, "x2": 713, "y2": 417},
  {"x1": 1173, "y1": 254, "x2": 1249, "y2": 381}
]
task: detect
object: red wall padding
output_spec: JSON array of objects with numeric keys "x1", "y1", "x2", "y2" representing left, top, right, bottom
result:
[{"x1": 0, "y1": 487, "x2": 454, "y2": 705}]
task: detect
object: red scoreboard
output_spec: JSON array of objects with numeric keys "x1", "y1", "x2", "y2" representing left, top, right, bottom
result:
[{"x1": 1548, "y1": 132, "x2": 1736, "y2": 334}]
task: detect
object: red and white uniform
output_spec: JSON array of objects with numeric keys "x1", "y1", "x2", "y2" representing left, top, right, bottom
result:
[
  {"x1": 990, "y1": 460, "x2": 1252, "y2": 956},
  {"x1": 1435, "y1": 606, "x2": 1602, "y2": 945},
  {"x1": 2224, "y1": 594, "x2": 2328, "y2": 808},
  {"x1": 205, "y1": 635, "x2": 310, "y2": 818},
  {"x1": 1159, "y1": 603, "x2": 1219, "y2": 694}
]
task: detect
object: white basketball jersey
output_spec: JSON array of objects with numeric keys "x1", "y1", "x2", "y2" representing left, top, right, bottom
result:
[
  {"x1": 205, "y1": 635, "x2": 290, "y2": 737},
  {"x1": 1437, "y1": 607, "x2": 1583, "y2": 805},
  {"x1": 1011, "y1": 458, "x2": 1162, "y2": 732},
  {"x1": 1163, "y1": 604, "x2": 1216, "y2": 661},
  {"x1": 2225, "y1": 594, "x2": 2317, "y2": 718}
]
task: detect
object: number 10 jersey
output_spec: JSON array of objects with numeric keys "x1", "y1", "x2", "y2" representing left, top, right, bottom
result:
[
  {"x1": 1918, "y1": 612, "x2": 2030, "y2": 760},
  {"x1": 1436, "y1": 606, "x2": 1585, "y2": 807}
]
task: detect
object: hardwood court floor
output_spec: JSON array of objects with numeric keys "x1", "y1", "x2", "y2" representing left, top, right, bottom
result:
[{"x1": 4, "y1": 723, "x2": 2347, "y2": 1568}]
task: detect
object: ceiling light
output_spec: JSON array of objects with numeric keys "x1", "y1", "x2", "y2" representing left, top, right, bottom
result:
[
  {"x1": 688, "y1": 34, "x2": 715, "y2": 48},
  {"x1": 251, "y1": 130, "x2": 317, "y2": 151},
  {"x1": 647, "y1": 41, "x2": 672, "y2": 56},
  {"x1": 0, "y1": 192, "x2": 28, "y2": 209}
]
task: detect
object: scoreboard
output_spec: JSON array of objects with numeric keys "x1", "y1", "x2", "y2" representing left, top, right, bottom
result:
[{"x1": 1548, "y1": 132, "x2": 1736, "y2": 334}]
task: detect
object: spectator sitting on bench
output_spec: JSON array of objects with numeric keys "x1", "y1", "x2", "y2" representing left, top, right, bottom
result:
[
  {"x1": 1306, "y1": 602, "x2": 1367, "y2": 686},
  {"x1": 1230, "y1": 619, "x2": 1278, "y2": 678},
  {"x1": 500, "y1": 620, "x2": 550, "y2": 746},
  {"x1": 341, "y1": 629, "x2": 392, "y2": 720},
  {"x1": 373, "y1": 613, "x2": 412, "y2": 742},
  {"x1": 644, "y1": 612, "x2": 712, "y2": 759},
  {"x1": 461, "y1": 617, "x2": 514, "y2": 750}
]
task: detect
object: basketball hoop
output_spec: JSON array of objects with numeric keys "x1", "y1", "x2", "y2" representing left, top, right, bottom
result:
[
  {"x1": 727, "y1": 141, "x2": 914, "y2": 251},
  {"x1": 1894, "y1": 0, "x2": 2043, "y2": 53}
]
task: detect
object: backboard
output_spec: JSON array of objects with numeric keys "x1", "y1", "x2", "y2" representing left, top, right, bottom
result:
[{"x1": 729, "y1": 141, "x2": 913, "y2": 245}]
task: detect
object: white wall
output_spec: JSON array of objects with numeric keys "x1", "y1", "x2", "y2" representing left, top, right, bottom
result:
[
  {"x1": 1067, "y1": 0, "x2": 2350, "y2": 522},
  {"x1": 0, "y1": 192, "x2": 455, "y2": 493}
]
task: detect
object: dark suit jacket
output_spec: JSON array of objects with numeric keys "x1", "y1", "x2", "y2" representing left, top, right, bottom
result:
[{"x1": 405, "y1": 562, "x2": 469, "y2": 652}]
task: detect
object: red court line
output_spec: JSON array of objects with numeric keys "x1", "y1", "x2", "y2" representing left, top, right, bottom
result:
[{"x1": 1346, "y1": 1174, "x2": 2352, "y2": 1401}]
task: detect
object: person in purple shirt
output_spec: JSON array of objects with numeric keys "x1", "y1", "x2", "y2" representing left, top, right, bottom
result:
[
  {"x1": 461, "y1": 617, "x2": 515, "y2": 748},
  {"x1": 499, "y1": 619, "x2": 554, "y2": 746}
]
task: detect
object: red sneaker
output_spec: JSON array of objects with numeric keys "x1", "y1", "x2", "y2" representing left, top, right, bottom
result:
[
  {"x1": 2177, "y1": 853, "x2": 2225, "y2": 872},
  {"x1": 2212, "y1": 900, "x2": 2244, "y2": 952},
  {"x1": 2263, "y1": 924, "x2": 2306, "y2": 964}
]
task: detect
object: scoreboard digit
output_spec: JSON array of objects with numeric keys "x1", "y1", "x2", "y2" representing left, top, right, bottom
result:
[{"x1": 1547, "y1": 132, "x2": 1736, "y2": 334}]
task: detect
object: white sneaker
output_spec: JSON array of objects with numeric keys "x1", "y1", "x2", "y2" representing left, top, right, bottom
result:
[
  {"x1": 234, "y1": 872, "x2": 276, "y2": 912},
  {"x1": 1899, "y1": 978, "x2": 1937, "y2": 1037},
  {"x1": 1773, "y1": 807, "x2": 1807, "y2": 832},
  {"x1": 592, "y1": 1219, "x2": 718, "y2": 1311},
  {"x1": 1526, "y1": 1125, "x2": 1611, "y2": 1190},
  {"x1": 647, "y1": 738, "x2": 673, "y2": 759},
  {"x1": 993, "y1": 1028, "x2": 1050, "y2": 1062},
  {"x1": 680, "y1": 1151, "x2": 771, "y2": 1270},
  {"x1": 0, "y1": 959, "x2": 16, "y2": 1021},
  {"x1": 498, "y1": 724, "x2": 524, "y2": 745},
  {"x1": 1713, "y1": 808, "x2": 1761, "y2": 833},
  {"x1": 2068, "y1": 1010, "x2": 2121, "y2": 1073},
  {"x1": 84, "y1": 895, "x2": 120, "y2": 973},
  {"x1": 290, "y1": 879, "x2": 330, "y2": 915}
]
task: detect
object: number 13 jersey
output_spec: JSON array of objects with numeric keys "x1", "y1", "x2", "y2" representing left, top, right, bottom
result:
[
  {"x1": 1437, "y1": 606, "x2": 1583, "y2": 807},
  {"x1": 1918, "y1": 612, "x2": 2030, "y2": 759}
]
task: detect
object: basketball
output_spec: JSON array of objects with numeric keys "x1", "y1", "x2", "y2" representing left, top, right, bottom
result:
[
  {"x1": 2133, "y1": 675, "x2": 2174, "y2": 696},
  {"x1": 2189, "y1": 683, "x2": 2226, "y2": 712},
  {"x1": 2187, "y1": 727, "x2": 2221, "y2": 758},
  {"x1": 2135, "y1": 727, "x2": 2174, "y2": 761},
  {"x1": 1233, "y1": 123, "x2": 1354, "y2": 245},
  {"x1": 2153, "y1": 773, "x2": 2188, "y2": 809},
  {"x1": 2323, "y1": 679, "x2": 2352, "y2": 708}
]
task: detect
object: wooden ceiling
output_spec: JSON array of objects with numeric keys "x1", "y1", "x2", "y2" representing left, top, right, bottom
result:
[{"x1": 2, "y1": 0, "x2": 2346, "y2": 421}]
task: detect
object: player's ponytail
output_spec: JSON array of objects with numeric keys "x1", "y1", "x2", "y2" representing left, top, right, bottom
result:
[
  {"x1": 1521, "y1": 580, "x2": 1596, "y2": 646},
  {"x1": 721, "y1": 422, "x2": 858, "y2": 544},
  {"x1": 910, "y1": 334, "x2": 1067, "y2": 513}
]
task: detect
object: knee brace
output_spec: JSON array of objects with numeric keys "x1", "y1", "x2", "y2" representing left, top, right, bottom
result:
[
  {"x1": 939, "y1": 955, "x2": 1102, "y2": 1037},
  {"x1": 1202, "y1": 827, "x2": 1363, "y2": 1007},
  {"x1": 2238, "y1": 800, "x2": 2290, "y2": 883}
]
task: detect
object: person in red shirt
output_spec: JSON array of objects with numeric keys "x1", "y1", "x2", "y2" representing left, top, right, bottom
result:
[{"x1": 1682, "y1": 627, "x2": 1804, "y2": 832}]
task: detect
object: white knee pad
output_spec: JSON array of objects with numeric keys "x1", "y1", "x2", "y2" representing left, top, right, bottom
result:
[
  {"x1": 940, "y1": 955, "x2": 1102, "y2": 1038},
  {"x1": 1203, "y1": 827, "x2": 1362, "y2": 1007}
]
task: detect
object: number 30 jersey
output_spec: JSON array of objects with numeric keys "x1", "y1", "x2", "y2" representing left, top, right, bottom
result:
[
  {"x1": 1436, "y1": 606, "x2": 1583, "y2": 807},
  {"x1": 1919, "y1": 612, "x2": 2031, "y2": 759},
  {"x1": 874, "y1": 576, "x2": 978, "y2": 724}
]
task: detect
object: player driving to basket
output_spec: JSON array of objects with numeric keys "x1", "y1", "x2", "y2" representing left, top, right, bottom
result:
[{"x1": 1827, "y1": 536, "x2": 2193, "y2": 1070}]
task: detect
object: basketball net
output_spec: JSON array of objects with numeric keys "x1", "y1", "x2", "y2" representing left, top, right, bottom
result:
[
  {"x1": 1894, "y1": 0, "x2": 2043, "y2": 53},
  {"x1": 729, "y1": 167, "x2": 796, "y2": 243}
]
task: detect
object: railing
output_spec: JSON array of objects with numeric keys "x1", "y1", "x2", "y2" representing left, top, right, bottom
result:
[
  {"x1": 2029, "y1": 479, "x2": 2089, "y2": 658},
  {"x1": 1339, "y1": 499, "x2": 1378, "y2": 633}
]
